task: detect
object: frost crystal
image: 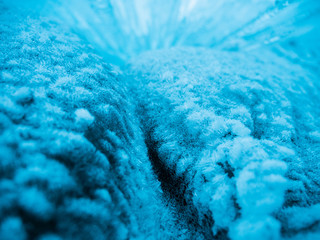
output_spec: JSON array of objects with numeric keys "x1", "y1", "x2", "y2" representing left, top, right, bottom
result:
[{"x1": 0, "y1": 0, "x2": 319, "y2": 239}]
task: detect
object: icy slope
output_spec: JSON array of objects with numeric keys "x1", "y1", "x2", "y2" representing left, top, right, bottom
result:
[
  {"x1": 0, "y1": 4, "x2": 179, "y2": 240},
  {"x1": 128, "y1": 47, "x2": 320, "y2": 239}
]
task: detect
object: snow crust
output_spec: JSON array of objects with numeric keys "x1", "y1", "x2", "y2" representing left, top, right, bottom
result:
[
  {"x1": 128, "y1": 47, "x2": 320, "y2": 239},
  {"x1": 0, "y1": 4, "x2": 177, "y2": 239},
  {"x1": 0, "y1": 0, "x2": 320, "y2": 239}
]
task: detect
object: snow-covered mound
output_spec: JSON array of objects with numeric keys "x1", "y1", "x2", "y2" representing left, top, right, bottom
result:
[
  {"x1": 128, "y1": 47, "x2": 320, "y2": 239},
  {"x1": 0, "y1": 4, "x2": 178, "y2": 240},
  {"x1": 1, "y1": 0, "x2": 320, "y2": 239}
]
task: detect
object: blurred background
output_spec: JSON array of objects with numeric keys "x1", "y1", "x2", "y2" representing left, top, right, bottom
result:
[{"x1": 4, "y1": 0, "x2": 320, "y2": 68}]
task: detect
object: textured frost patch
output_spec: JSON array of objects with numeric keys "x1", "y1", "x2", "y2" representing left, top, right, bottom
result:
[
  {"x1": 128, "y1": 47, "x2": 320, "y2": 239},
  {"x1": 0, "y1": 5, "x2": 178, "y2": 239}
]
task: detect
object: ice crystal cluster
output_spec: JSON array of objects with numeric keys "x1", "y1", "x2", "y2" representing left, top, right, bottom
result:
[{"x1": 0, "y1": 0, "x2": 319, "y2": 239}]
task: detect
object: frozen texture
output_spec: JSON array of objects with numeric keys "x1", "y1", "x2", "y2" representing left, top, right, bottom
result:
[
  {"x1": 0, "y1": 0, "x2": 320, "y2": 239},
  {"x1": 128, "y1": 47, "x2": 320, "y2": 239},
  {"x1": 0, "y1": 3, "x2": 178, "y2": 239}
]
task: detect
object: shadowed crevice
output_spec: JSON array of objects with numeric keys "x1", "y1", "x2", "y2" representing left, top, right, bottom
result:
[{"x1": 144, "y1": 133, "x2": 217, "y2": 239}]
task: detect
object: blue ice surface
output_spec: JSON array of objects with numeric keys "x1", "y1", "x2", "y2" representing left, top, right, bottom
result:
[{"x1": 0, "y1": 0, "x2": 320, "y2": 239}]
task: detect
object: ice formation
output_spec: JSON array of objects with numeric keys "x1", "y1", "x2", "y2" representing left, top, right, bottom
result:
[
  {"x1": 128, "y1": 47, "x2": 320, "y2": 239},
  {"x1": 0, "y1": 4, "x2": 177, "y2": 239},
  {"x1": 0, "y1": 0, "x2": 319, "y2": 239}
]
